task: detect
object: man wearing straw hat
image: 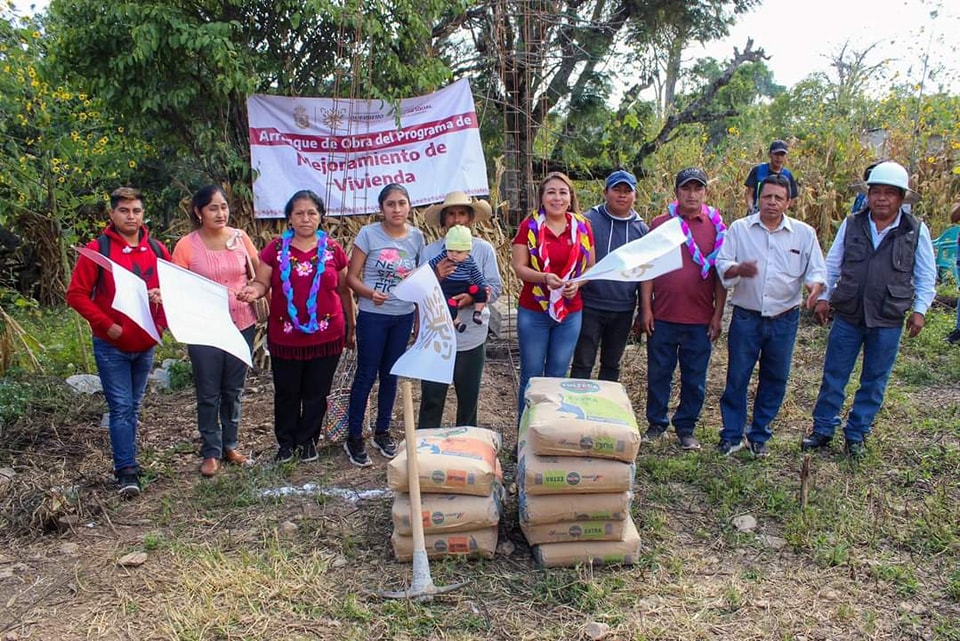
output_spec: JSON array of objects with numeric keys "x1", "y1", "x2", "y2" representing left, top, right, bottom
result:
[
  {"x1": 802, "y1": 161, "x2": 936, "y2": 458},
  {"x1": 419, "y1": 191, "x2": 502, "y2": 428}
]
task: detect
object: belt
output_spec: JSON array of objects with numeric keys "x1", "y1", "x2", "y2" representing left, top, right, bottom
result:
[{"x1": 734, "y1": 305, "x2": 799, "y2": 320}]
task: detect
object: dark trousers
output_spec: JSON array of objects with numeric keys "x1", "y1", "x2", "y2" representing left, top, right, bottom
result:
[
  {"x1": 418, "y1": 343, "x2": 485, "y2": 428},
  {"x1": 188, "y1": 325, "x2": 255, "y2": 458},
  {"x1": 570, "y1": 307, "x2": 635, "y2": 382},
  {"x1": 272, "y1": 353, "x2": 340, "y2": 449}
]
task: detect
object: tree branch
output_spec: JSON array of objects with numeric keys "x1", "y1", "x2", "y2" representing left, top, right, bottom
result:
[{"x1": 633, "y1": 38, "x2": 766, "y2": 163}]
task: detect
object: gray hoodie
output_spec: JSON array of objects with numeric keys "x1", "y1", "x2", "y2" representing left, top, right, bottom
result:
[{"x1": 580, "y1": 204, "x2": 650, "y2": 313}]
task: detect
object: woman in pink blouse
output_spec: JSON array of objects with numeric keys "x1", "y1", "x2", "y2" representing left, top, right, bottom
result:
[{"x1": 172, "y1": 186, "x2": 259, "y2": 478}]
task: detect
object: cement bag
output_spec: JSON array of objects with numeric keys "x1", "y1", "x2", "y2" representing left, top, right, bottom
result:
[
  {"x1": 520, "y1": 378, "x2": 640, "y2": 462},
  {"x1": 400, "y1": 426, "x2": 502, "y2": 453},
  {"x1": 521, "y1": 519, "x2": 626, "y2": 545},
  {"x1": 518, "y1": 445, "x2": 634, "y2": 495},
  {"x1": 392, "y1": 491, "x2": 502, "y2": 535},
  {"x1": 387, "y1": 434, "x2": 500, "y2": 496},
  {"x1": 391, "y1": 526, "x2": 498, "y2": 562},
  {"x1": 519, "y1": 491, "x2": 632, "y2": 526},
  {"x1": 533, "y1": 518, "x2": 641, "y2": 568}
]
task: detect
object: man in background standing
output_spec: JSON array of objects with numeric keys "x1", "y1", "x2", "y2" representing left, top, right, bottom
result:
[
  {"x1": 570, "y1": 169, "x2": 648, "y2": 382},
  {"x1": 745, "y1": 139, "x2": 799, "y2": 214}
]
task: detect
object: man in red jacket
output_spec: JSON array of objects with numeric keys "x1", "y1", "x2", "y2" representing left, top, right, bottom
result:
[{"x1": 66, "y1": 187, "x2": 170, "y2": 497}]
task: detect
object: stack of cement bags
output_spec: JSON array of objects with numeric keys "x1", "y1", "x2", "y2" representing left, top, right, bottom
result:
[
  {"x1": 518, "y1": 378, "x2": 641, "y2": 568},
  {"x1": 387, "y1": 427, "x2": 502, "y2": 561}
]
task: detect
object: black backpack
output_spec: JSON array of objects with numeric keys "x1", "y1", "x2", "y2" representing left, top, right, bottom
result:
[{"x1": 91, "y1": 233, "x2": 164, "y2": 299}]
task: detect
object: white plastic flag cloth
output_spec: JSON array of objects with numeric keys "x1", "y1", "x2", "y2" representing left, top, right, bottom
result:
[
  {"x1": 571, "y1": 217, "x2": 686, "y2": 283},
  {"x1": 389, "y1": 264, "x2": 455, "y2": 384},
  {"x1": 75, "y1": 247, "x2": 161, "y2": 344},
  {"x1": 156, "y1": 260, "x2": 253, "y2": 368}
]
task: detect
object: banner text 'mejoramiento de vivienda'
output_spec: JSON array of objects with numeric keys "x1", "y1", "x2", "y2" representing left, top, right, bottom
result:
[{"x1": 247, "y1": 79, "x2": 488, "y2": 217}]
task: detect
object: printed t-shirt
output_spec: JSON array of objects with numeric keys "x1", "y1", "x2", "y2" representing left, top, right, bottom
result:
[{"x1": 354, "y1": 223, "x2": 424, "y2": 316}]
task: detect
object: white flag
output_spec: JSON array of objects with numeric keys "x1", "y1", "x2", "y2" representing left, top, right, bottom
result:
[
  {"x1": 572, "y1": 216, "x2": 686, "y2": 283},
  {"x1": 389, "y1": 264, "x2": 456, "y2": 384},
  {"x1": 75, "y1": 247, "x2": 161, "y2": 344},
  {"x1": 156, "y1": 260, "x2": 253, "y2": 368}
]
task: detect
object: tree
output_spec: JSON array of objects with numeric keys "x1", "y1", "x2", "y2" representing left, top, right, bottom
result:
[
  {"x1": 437, "y1": 0, "x2": 760, "y2": 216},
  {"x1": 46, "y1": 0, "x2": 763, "y2": 224},
  {"x1": 46, "y1": 0, "x2": 464, "y2": 194},
  {"x1": 0, "y1": 9, "x2": 153, "y2": 303}
]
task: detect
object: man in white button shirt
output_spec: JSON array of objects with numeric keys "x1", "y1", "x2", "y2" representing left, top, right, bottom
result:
[{"x1": 715, "y1": 175, "x2": 827, "y2": 458}]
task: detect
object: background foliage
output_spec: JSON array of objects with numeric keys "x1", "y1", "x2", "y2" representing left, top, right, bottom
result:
[{"x1": 0, "y1": 0, "x2": 956, "y2": 312}]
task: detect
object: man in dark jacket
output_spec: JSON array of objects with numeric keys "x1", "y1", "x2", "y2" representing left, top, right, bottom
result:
[
  {"x1": 570, "y1": 170, "x2": 648, "y2": 382},
  {"x1": 66, "y1": 187, "x2": 170, "y2": 497},
  {"x1": 802, "y1": 161, "x2": 935, "y2": 458}
]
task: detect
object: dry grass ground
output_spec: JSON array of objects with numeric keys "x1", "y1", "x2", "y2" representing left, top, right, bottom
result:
[{"x1": 1, "y1": 307, "x2": 959, "y2": 640}]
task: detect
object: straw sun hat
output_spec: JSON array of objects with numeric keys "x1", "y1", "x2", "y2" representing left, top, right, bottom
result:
[{"x1": 422, "y1": 191, "x2": 493, "y2": 228}]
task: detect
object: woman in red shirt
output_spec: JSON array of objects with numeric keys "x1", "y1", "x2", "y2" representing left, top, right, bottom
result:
[
  {"x1": 511, "y1": 172, "x2": 595, "y2": 419},
  {"x1": 239, "y1": 190, "x2": 356, "y2": 463}
]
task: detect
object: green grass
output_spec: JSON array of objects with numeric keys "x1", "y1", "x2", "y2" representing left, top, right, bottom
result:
[{"x1": 3, "y1": 305, "x2": 960, "y2": 640}]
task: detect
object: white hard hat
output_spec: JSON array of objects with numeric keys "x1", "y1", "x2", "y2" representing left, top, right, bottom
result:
[{"x1": 865, "y1": 161, "x2": 910, "y2": 191}]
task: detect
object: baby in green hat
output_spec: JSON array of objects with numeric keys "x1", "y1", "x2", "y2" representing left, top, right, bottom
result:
[{"x1": 427, "y1": 225, "x2": 488, "y2": 333}]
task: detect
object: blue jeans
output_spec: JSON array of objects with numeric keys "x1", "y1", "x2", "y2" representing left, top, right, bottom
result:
[
  {"x1": 570, "y1": 307, "x2": 635, "y2": 382},
  {"x1": 811, "y1": 317, "x2": 902, "y2": 443},
  {"x1": 92, "y1": 337, "x2": 154, "y2": 475},
  {"x1": 719, "y1": 306, "x2": 800, "y2": 445},
  {"x1": 189, "y1": 325, "x2": 255, "y2": 458},
  {"x1": 646, "y1": 320, "x2": 713, "y2": 437},
  {"x1": 517, "y1": 307, "x2": 582, "y2": 417},
  {"x1": 348, "y1": 310, "x2": 414, "y2": 438}
]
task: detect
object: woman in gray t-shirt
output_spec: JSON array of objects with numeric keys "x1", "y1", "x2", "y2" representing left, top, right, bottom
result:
[{"x1": 345, "y1": 184, "x2": 424, "y2": 467}]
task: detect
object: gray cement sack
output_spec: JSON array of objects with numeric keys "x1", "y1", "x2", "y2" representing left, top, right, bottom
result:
[
  {"x1": 521, "y1": 519, "x2": 627, "y2": 545},
  {"x1": 518, "y1": 443, "x2": 634, "y2": 495},
  {"x1": 399, "y1": 426, "x2": 502, "y2": 453},
  {"x1": 519, "y1": 491, "x2": 632, "y2": 525},
  {"x1": 520, "y1": 378, "x2": 640, "y2": 463},
  {"x1": 392, "y1": 491, "x2": 502, "y2": 535},
  {"x1": 533, "y1": 518, "x2": 641, "y2": 568},
  {"x1": 387, "y1": 432, "x2": 501, "y2": 496},
  {"x1": 391, "y1": 526, "x2": 498, "y2": 561}
]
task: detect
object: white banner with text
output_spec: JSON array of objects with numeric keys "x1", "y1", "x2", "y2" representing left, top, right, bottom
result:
[{"x1": 247, "y1": 79, "x2": 488, "y2": 218}]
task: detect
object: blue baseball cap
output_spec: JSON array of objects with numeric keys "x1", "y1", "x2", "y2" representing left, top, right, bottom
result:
[{"x1": 605, "y1": 170, "x2": 637, "y2": 191}]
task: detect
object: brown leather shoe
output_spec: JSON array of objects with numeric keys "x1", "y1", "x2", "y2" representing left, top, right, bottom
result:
[
  {"x1": 222, "y1": 449, "x2": 249, "y2": 465},
  {"x1": 200, "y1": 457, "x2": 220, "y2": 478}
]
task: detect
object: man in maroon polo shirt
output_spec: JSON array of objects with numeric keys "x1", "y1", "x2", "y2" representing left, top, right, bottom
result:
[{"x1": 639, "y1": 168, "x2": 727, "y2": 451}]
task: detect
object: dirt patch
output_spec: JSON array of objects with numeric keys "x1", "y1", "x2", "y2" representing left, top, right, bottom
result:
[{"x1": 1, "y1": 329, "x2": 958, "y2": 640}]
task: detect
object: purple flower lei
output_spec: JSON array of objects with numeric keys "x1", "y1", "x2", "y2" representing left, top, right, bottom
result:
[
  {"x1": 278, "y1": 228, "x2": 329, "y2": 333},
  {"x1": 668, "y1": 202, "x2": 725, "y2": 279}
]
